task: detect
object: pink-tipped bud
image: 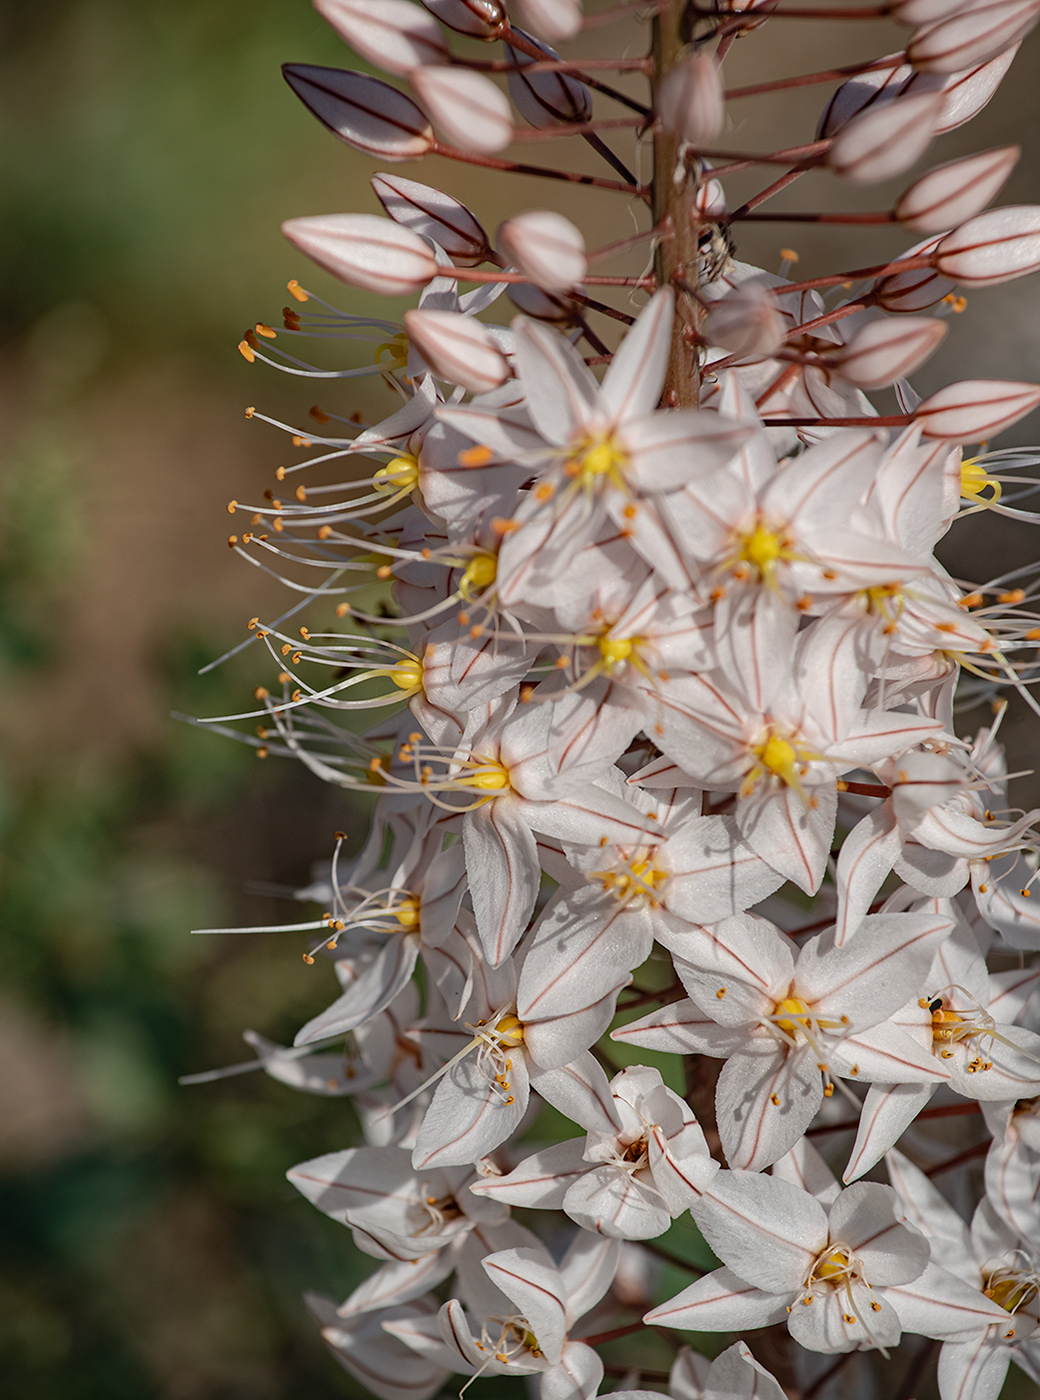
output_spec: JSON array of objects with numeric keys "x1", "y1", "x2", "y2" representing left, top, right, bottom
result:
[
  {"x1": 705, "y1": 277, "x2": 786, "y2": 358},
  {"x1": 282, "y1": 213, "x2": 439, "y2": 296},
  {"x1": 908, "y1": 1, "x2": 1040, "y2": 75},
  {"x1": 509, "y1": 0, "x2": 583, "y2": 42},
  {"x1": 836, "y1": 316, "x2": 948, "y2": 389},
  {"x1": 828, "y1": 91, "x2": 945, "y2": 183},
  {"x1": 896, "y1": 145, "x2": 1020, "y2": 234},
  {"x1": 420, "y1": 0, "x2": 506, "y2": 39},
  {"x1": 874, "y1": 236, "x2": 956, "y2": 312},
  {"x1": 411, "y1": 66, "x2": 513, "y2": 153},
  {"x1": 505, "y1": 33, "x2": 592, "y2": 128},
  {"x1": 891, "y1": 0, "x2": 976, "y2": 24},
  {"x1": 282, "y1": 65, "x2": 433, "y2": 160},
  {"x1": 914, "y1": 379, "x2": 1040, "y2": 440},
  {"x1": 819, "y1": 47, "x2": 1017, "y2": 140},
  {"x1": 314, "y1": 0, "x2": 450, "y2": 75},
  {"x1": 934, "y1": 206, "x2": 1040, "y2": 287},
  {"x1": 497, "y1": 211, "x2": 587, "y2": 294},
  {"x1": 372, "y1": 173, "x2": 492, "y2": 267},
  {"x1": 657, "y1": 53, "x2": 724, "y2": 146},
  {"x1": 404, "y1": 309, "x2": 510, "y2": 393}
]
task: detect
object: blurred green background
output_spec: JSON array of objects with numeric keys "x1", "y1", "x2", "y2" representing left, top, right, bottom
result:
[{"x1": 1, "y1": 3, "x2": 1038, "y2": 1398}]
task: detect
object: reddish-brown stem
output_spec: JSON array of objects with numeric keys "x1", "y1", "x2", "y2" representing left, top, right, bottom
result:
[
  {"x1": 588, "y1": 223, "x2": 666, "y2": 265},
  {"x1": 804, "y1": 1352, "x2": 856, "y2": 1400},
  {"x1": 736, "y1": 210, "x2": 897, "y2": 224},
  {"x1": 836, "y1": 779, "x2": 890, "y2": 797},
  {"x1": 785, "y1": 295, "x2": 878, "y2": 338},
  {"x1": 578, "y1": 293, "x2": 637, "y2": 325},
  {"x1": 636, "y1": 1238, "x2": 706, "y2": 1274},
  {"x1": 439, "y1": 267, "x2": 652, "y2": 287},
  {"x1": 704, "y1": 3, "x2": 890, "y2": 18},
  {"x1": 432, "y1": 142, "x2": 649, "y2": 199},
  {"x1": 695, "y1": 139, "x2": 830, "y2": 172},
  {"x1": 475, "y1": 56, "x2": 652, "y2": 74},
  {"x1": 579, "y1": 1321, "x2": 647, "y2": 1347},
  {"x1": 726, "y1": 56, "x2": 904, "y2": 101},
  {"x1": 730, "y1": 167, "x2": 809, "y2": 219},
  {"x1": 925, "y1": 1139, "x2": 989, "y2": 1178},
  {"x1": 508, "y1": 119, "x2": 644, "y2": 140},
  {"x1": 773, "y1": 253, "x2": 932, "y2": 295},
  {"x1": 807, "y1": 1102, "x2": 983, "y2": 1138}
]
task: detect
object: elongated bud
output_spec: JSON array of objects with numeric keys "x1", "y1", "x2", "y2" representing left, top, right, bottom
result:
[
  {"x1": 891, "y1": 0, "x2": 977, "y2": 22},
  {"x1": 914, "y1": 378, "x2": 1040, "y2": 440},
  {"x1": 836, "y1": 316, "x2": 948, "y2": 389},
  {"x1": 372, "y1": 173, "x2": 492, "y2": 267},
  {"x1": 819, "y1": 47, "x2": 1017, "y2": 140},
  {"x1": 705, "y1": 276, "x2": 785, "y2": 358},
  {"x1": 505, "y1": 32, "x2": 592, "y2": 128},
  {"x1": 507, "y1": 281, "x2": 579, "y2": 324},
  {"x1": 404, "y1": 309, "x2": 509, "y2": 393},
  {"x1": 282, "y1": 65, "x2": 433, "y2": 159},
  {"x1": 896, "y1": 145, "x2": 1019, "y2": 233},
  {"x1": 828, "y1": 91, "x2": 945, "y2": 183},
  {"x1": 873, "y1": 236, "x2": 956, "y2": 311},
  {"x1": 509, "y1": 0, "x2": 582, "y2": 42},
  {"x1": 411, "y1": 65, "x2": 513, "y2": 153},
  {"x1": 497, "y1": 211, "x2": 586, "y2": 294},
  {"x1": 934, "y1": 205, "x2": 1040, "y2": 286},
  {"x1": 695, "y1": 177, "x2": 727, "y2": 221},
  {"x1": 908, "y1": 2, "x2": 1040, "y2": 75},
  {"x1": 657, "y1": 53, "x2": 724, "y2": 146},
  {"x1": 420, "y1": 0, "x2": 505, "y2": 38},
  {"x1": 282, "y1": 213, "x2": 439, "y2": 296},
  {"x1": 314, "y1": 0, "x2": 450, "y2": 75}
]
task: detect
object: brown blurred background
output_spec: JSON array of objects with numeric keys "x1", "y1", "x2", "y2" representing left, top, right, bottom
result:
[{"x1": 0, "y1": 3, "x2": 1038, "y2": 1397}]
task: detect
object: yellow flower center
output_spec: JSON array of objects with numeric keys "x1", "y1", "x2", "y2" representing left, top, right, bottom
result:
[
  {"x1": 960, "y1": 458, "x2": 1002, "y2": 505},
  {"x1": 388, "y1": 658, "x2": 424, "y2": 692},
  {"x1": 758, "y1": 733, "x2": 798, "y2": 783},
  {"x1": 460, "y1": 552, "x2": 497, "y2": 598},
  {"x1": 462, "y1": 761, "x2": 511, "y2": 792},
  {"x1": 373, "y1": 454, "x2": 420, "y2": 495},
  {"x1": 775, "y1": 996, "x2": 813, "y2": 1035},
  {"x1": 390, "y1": 897, "x2": 421, "y2": 930},
  {"x1": 374, "y1": 330, "x2": 409, "y2": 368},
  {"x1": 592, "y1": 855, "x2": 667, "y2": 905},
  {"x1": 740, "y1": 522, "x2": 785, "y2": 572},
  {"x1": 493, "y1": 1014, "x2": 525, "y2": 1047},
  {"x1": 597, "y1": 634, "x2": 636, "y2": 669},
  {"x1": 810, "y1": 1246, "x2": 854, "y2": 1284},
  {"x1": 566, "y1": 433, "x2": 628, "y2": 486}
]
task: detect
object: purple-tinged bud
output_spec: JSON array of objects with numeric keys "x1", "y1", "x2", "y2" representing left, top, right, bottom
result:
[
  {"x1": 896, "y1": 145, "x2": 1019, "y2": 234},
  {"x1": 497, "y1": 210, "x2": 586, "y2": 293},
  {"x1": 935, "y1": 206, "x2": 1040, "y2": 287},
  {"x1": 420, "y1": 0, "x2": 506, "y2": 39},
  {"x1": 657, "y1": 53, "x2": 724, "y2": 147},
  {"x1": 372, "y1": 173, "x2": 492, "y2": 267},
  {"x1": 314, "y1": 1, "x2": 450, "y2": 75},
  {"x1": 282, "y1": 65, "x2": 434, "y2": 160},
  {"x1": 914, "y1": 378, "x2": 1040, "y2": 440},
  {"x1": 509, "y1": 0, "x2": 582, "y2": 42},
  {"x1": 874, "y1": 236, "x2": 957, "y2": 311},
  {"x1": 404, "y1": 309, "x2": 509, "y2": 392},
  {"x1": 505, "y1": 32, "x2": 592, "y2": 128},
  {"x1": 705, "y1": 277, "x2": 785, "y2": 358},
  {"x1": 282, "y1": 213, "x2": 439, "y2": 296},
  {"x1": 411, "y1": 65, "x2": 513, "y2": 153},
  {"x1": 507, "y1": 281, "x2": 579, "y2": 324},
  {"x1": 836, "y1": 316, "x2": 948, "y2": 389},
  {"x1": 891, "y1": 0, "x2": 977, "y2": 23},
  {"x1": 908, "y1": 1, "x2": 1040, "y2": 75},
  {"x1": 828, "y1": 91, "x2": 945, "y2": 183},
  {"x1": 819, "y1": 47, "x2": 1018, "y2": 139}
]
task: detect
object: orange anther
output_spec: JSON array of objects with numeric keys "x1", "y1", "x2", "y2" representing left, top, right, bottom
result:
[
  {"x1": 287, "y1": 278, "x2": 309, "y2": 302},
  {"x1": 458, "y1": 444, "x2": 494, "y2": 467}
]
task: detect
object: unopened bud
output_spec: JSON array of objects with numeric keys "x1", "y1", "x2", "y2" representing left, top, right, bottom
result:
[
  {"x1": 507, "y1": 281, "x2": 579, "y2": 324},
  {"x1": 372, "y1": 173, "x2": 492, "y2": 267},
  {"x1": 314, "y1": 0, "x2": 450, "y2": 75},
  {"x1": 282, "y1": 64, "x2": 433, "y2": 159},
  {"x1": 404, "y1": 309, "x2": 509, "y2": 393},
  {"x1": 421, "y1": 0, "x2": 505, "y2": 38},
  {"x1": 820, "y1": 47, "x2": 1017, "y2": 141},
  {"x1": 915, "y1": 379, "x2": 1040, "y2": 440},
  {"x1": 694, "y1": 177, "x2": 727, "y2": 221},
  {"x1": 282, "y1": 213, "x2": 439, "y2": 296},
  {"x1": 705, "y1": 276, "x2": 785, "y2": 358},
  {"x1": 506, "y1": 32, "x2": 592, "y2": 128},
  {"x1": 411, "y1": 65, "x2": 513, "y2": 153},
  {"x1": 498, "y1": 211, "x2": 586, "y2": 293},
  {"x1": 836, "y1": 316, "x2": 948, "y2": 389},
  {"x1": 657, "y1": 53, "x2": 724, "y2": 146},
  {"x1": 896, "y1": 146, "x2": 1019, "y2": 234},
  {"x1": 908, "y1": 1, "x2": 1040, "y2": 75},
  {"x1": 934, "y1": 206, "x2": 1040, "y2": 287},
  {"x1": 874, "y1": 235, "x2": 956, "y2": 311},
  {"x1": 828, "y1": 91, "x2": 945, "y2": 183},
  {"x1": 509, "y1": 0, "x2": 583, "y2": 42}
]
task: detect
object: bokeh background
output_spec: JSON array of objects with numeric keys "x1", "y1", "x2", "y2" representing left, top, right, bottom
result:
[{"x1": 1, "y1": 3, "x2": 1038, "y2": 1397}]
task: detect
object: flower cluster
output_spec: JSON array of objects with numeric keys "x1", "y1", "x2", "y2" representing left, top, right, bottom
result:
[{"x1": 193, "y1": 2, "x2": 1040, "y2": 1397}]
